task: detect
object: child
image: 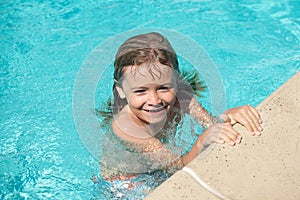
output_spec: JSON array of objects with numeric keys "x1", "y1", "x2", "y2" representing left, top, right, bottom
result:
[{"x1": 98, "y1": 32, "x2": 263, "y2": 198}]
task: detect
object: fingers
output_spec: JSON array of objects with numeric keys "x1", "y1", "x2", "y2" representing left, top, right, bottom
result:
[
  {"x1": 219, "y1": 123, "x2": 242, "y2": 145},
  {"x1": 241, "y1": 105, "x2": 263, "y2": 135},
  {"x1": 248, "y1": 105, "x2": 262, "y2": 123},
  {"x1": 225, "y1": 105, "x2": 263, "y2": 136},
  {"x1": 208, "y1": 123, "x2": 242, "y2": 146},
  {"x1": 245, "y1": 107, "x2": 263, "y2": 135}
]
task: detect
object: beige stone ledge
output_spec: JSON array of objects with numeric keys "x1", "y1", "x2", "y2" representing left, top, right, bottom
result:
[{"x1": 145, "y1": 71, "x2": 300, "y2": 200}]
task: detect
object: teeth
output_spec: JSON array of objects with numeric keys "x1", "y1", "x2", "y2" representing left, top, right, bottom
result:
[{"x1": 146, "y1": 107, "x2": 165, "y2": 113}]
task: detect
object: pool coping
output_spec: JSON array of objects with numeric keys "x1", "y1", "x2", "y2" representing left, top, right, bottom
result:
[{"x1": 145, "y1": 71, "x2": 300, "y2": 200}]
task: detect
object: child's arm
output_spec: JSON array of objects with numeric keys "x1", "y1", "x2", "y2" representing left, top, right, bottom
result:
[
  {"x1": 177, "y1": 89, "x2": 262, "y2": 135},
  {"x1": 177, "y1": 90, "x2": 218, "y2": 128},
  {"x1": 187, "y1": 97, "x2": 219, "y2": 127},
  {"x1": 183, "y1": 122, "x2": 242, "y2": 164},
  {"x1": 176, "y1": 90, "x2": 263, "y2": 165},
  {"x1": 111, "y1": 108, "x2": 243, "y2": 170}
]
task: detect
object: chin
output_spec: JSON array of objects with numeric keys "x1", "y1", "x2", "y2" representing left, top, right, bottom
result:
[{"x1": 147, "y1": 113, "x2": 168, "y2": 125}]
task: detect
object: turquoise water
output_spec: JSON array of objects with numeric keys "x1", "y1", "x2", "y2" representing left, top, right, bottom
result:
[{"x1": 1, "y1": 0, "x2": 299, "y2": 199}]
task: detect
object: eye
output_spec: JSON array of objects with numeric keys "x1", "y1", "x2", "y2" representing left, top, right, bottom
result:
[
  {"x1": 158, "y1": 86, "x2": 170, "y2": 92},
  {"x1": 133, "y1": 89, "x2": 146, "y2": 94}
]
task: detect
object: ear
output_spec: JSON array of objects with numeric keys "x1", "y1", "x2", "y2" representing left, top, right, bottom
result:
[{"x1": 116, "y1": 85, "x2": 126, "y2": 99}]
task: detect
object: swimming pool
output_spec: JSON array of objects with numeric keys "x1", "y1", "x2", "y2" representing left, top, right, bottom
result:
[{"x1": 1, "y1": 0, "x2": 299, "y2": 199}]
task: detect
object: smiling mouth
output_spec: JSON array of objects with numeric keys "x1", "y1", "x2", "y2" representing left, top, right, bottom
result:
[{"x1": 143, "y1": 106, "x2": 167, "y2": 113}]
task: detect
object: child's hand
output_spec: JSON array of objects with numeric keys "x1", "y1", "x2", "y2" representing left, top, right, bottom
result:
[
  {"x1": 220, "y1": 105, "x2": 263, "y2": 136},
  {"x1": 199, "y1": 123, "x2": 242, "y2": 148}
]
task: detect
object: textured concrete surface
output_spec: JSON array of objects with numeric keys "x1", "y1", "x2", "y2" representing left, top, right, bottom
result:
[{"x1": 145, "y1": 71, "x2": 300, "y2": 200}]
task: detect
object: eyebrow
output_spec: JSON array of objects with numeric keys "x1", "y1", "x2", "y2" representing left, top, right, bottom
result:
[{"x1": 130, "y1": 83, "x2": 174, "y2": 90}]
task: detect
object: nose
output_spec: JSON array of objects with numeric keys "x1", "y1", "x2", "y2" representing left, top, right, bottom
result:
[{"x1": 148, "y1": 91, "x2": 162, "y2": 106}]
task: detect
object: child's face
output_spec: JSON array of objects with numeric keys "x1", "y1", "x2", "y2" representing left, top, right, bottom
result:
[{"x1": 118, "y1": 63, "x2": 178, "y2": 125}]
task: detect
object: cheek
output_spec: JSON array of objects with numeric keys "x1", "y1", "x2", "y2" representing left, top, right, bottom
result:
[
  {"x1": 128, "y1": 95, "x2": 146, "y2": 108},
  {"x1": 161, "y1": 91, "x2": 177, "y2": 103}
]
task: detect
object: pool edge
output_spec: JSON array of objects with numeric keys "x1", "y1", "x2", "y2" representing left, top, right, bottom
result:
[{"x1": 144, "y1": 71, "x2": 300, "y2": 200}]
